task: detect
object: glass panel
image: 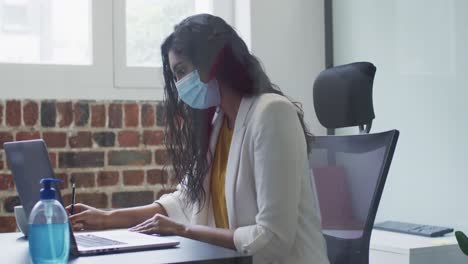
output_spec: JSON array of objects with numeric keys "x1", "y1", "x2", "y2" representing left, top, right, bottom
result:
[
  {"x1": 0, "y1": 0, "x2": 92, "y2": 65},
  {"x1": 332, "y1": 0, "x2": 468, "y2": 224},
  {"x1": 126, "y1": 0, "x2": 198, "y2": 67}
]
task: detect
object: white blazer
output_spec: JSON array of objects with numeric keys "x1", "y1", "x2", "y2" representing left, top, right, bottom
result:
[{"x1": 157, "y1": 93, "x2": 330, "y2": 264}]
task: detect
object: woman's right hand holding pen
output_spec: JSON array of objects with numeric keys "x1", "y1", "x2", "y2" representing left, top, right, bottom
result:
[{"x1": 66, "y1": 203, "x2": 110, "y2": 231}]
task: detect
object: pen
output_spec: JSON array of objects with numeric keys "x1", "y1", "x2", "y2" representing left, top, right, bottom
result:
[{"x1": 70, "y1": 176, "x2": 76, "y2": 215}]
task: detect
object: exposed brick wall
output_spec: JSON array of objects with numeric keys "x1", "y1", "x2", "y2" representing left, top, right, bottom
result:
[{"x1": 0, "y1": 99, "x2": 175, "y2": 232}]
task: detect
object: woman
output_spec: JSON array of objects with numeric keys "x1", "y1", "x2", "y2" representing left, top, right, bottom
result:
[{"x1": 69, "y1": 14, "x2": 329, "y2": 264}]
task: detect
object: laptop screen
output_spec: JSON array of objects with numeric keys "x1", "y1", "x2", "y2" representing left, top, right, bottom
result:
[{"x1": 4, "y1": 139, "x2": 79, "y2": 256}]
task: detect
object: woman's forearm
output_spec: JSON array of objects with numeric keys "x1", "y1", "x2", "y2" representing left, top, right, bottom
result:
[
  {"x1": 178, "y1": 225, "x2": 236, "y2": 250},
  {"x1": 105, "y1": 203, "x2": 168, "y2": 229}
]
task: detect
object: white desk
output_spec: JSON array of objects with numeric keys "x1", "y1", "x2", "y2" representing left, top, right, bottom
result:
[{"x1": 370, "y1": 229, "x2": 466, "y2": 264}]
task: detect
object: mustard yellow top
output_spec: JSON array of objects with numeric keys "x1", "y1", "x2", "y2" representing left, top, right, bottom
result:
[{"x1": 210, "y1": 118, "x2": 233, "y2": 229}]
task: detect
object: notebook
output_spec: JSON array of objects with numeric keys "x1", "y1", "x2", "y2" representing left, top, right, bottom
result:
[{"x1": 4, "y1": 139, "x2": 179, "y2": 256}]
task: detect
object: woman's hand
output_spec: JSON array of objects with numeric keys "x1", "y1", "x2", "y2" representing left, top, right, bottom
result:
[
  {"x1": 66, "y1": 203, "x2": 110, "y2": 231},
  {"x1": 130, "y1": 214, "x2": 236, "y2": 249},
  {"x1": 129, "y1": 214, "x2": 186, "y2": 236}
]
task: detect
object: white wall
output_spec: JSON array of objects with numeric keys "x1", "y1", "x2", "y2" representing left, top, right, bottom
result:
[
  {"x1": 247, "y1": 0, "x2": 326, "y2": 135},
  {"x1": 333, "y1": 0, "x2": 468, "y2": 231}
]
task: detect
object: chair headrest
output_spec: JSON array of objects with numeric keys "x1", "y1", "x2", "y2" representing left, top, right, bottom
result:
[{"x1": 313, "y1": 62, "x2": 376, "y2": 130}]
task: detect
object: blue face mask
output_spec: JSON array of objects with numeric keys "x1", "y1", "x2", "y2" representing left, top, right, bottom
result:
[{"x1": 175, "y1": 70, "x2": 221, "y2": 109}]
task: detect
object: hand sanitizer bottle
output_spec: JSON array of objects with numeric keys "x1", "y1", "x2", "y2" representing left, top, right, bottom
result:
[{"x1": 28, "y1": 178, "x2": 70, "y2": 264}]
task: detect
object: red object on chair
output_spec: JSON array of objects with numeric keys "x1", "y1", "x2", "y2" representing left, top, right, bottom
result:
[{"x1": 312, "y1": 167, "x2": 363, "y2": 230}]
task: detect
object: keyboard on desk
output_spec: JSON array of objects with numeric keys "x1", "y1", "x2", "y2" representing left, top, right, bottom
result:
[
  {"x1": 374, "y1": 221, "x2": 453, "y2": 237},
  {"x1": 75, "y1": 234, "x2": 127, "y2": 248}
]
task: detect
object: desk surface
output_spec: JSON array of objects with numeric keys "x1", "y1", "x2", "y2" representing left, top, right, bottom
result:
[
  {"x1": 370, "y1": 229, "x2": 466, "y2": 264},
  {"x1": 371, "y1": 229, "x2": 460, "y2": 253},
  {"x1": 0, "y1": 232, "x2": 252, "y2": 264}
]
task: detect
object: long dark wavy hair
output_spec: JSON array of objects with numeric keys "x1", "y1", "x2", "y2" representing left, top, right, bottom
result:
[{"x1": 161, "y1": 14, "x2": 313, "y2": 210}]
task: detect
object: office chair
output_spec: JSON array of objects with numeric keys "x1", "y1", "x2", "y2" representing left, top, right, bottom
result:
[{"x1": 310, "y1": 62, "x2": 399, "y2": 264}]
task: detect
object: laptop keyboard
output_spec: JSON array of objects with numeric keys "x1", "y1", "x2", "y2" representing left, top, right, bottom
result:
[{"x1": 75, "y1": 234, "x2": 127, "y2": 248}]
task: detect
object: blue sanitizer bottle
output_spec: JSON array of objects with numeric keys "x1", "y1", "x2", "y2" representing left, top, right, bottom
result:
[{"x1": 28, "y1": 178, "x2": 70, "y2": 264}]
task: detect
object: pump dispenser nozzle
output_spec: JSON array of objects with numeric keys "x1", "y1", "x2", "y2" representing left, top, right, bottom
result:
[{"x1": 40, "y1": 178, "x2": 63, "y2": 200}]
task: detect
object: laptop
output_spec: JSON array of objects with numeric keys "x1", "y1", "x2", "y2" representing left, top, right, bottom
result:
[{"x1": 4, "y1": 139, "x2": 179, "y2": 256}]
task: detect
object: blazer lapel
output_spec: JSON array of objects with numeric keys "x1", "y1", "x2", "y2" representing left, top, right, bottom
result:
[{"x1": 226, "y1": 96, "x2": 256, "y2": 229}]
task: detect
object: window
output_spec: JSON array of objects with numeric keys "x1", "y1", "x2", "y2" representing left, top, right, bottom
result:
[
  {"x1": 0, "y1": 0, "x2": 233, "y2": 100},
  {"x1": 126, "y1": 0, "x2": 200, "y2": 67},
  {"x1": 113, "y1": 0, "x2": 213, "y2": 89},
  {"x1": 0, "y1": 0, "x2": 91, "y2": 65}
]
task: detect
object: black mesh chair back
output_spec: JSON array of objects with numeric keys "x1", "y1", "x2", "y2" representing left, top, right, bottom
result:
[
  {"x1": 313, "y1": 62, "x2": 376, "y2": 134},
  {"x1": 309, "y1": 130, "x2": 399, "y2": 264}
]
